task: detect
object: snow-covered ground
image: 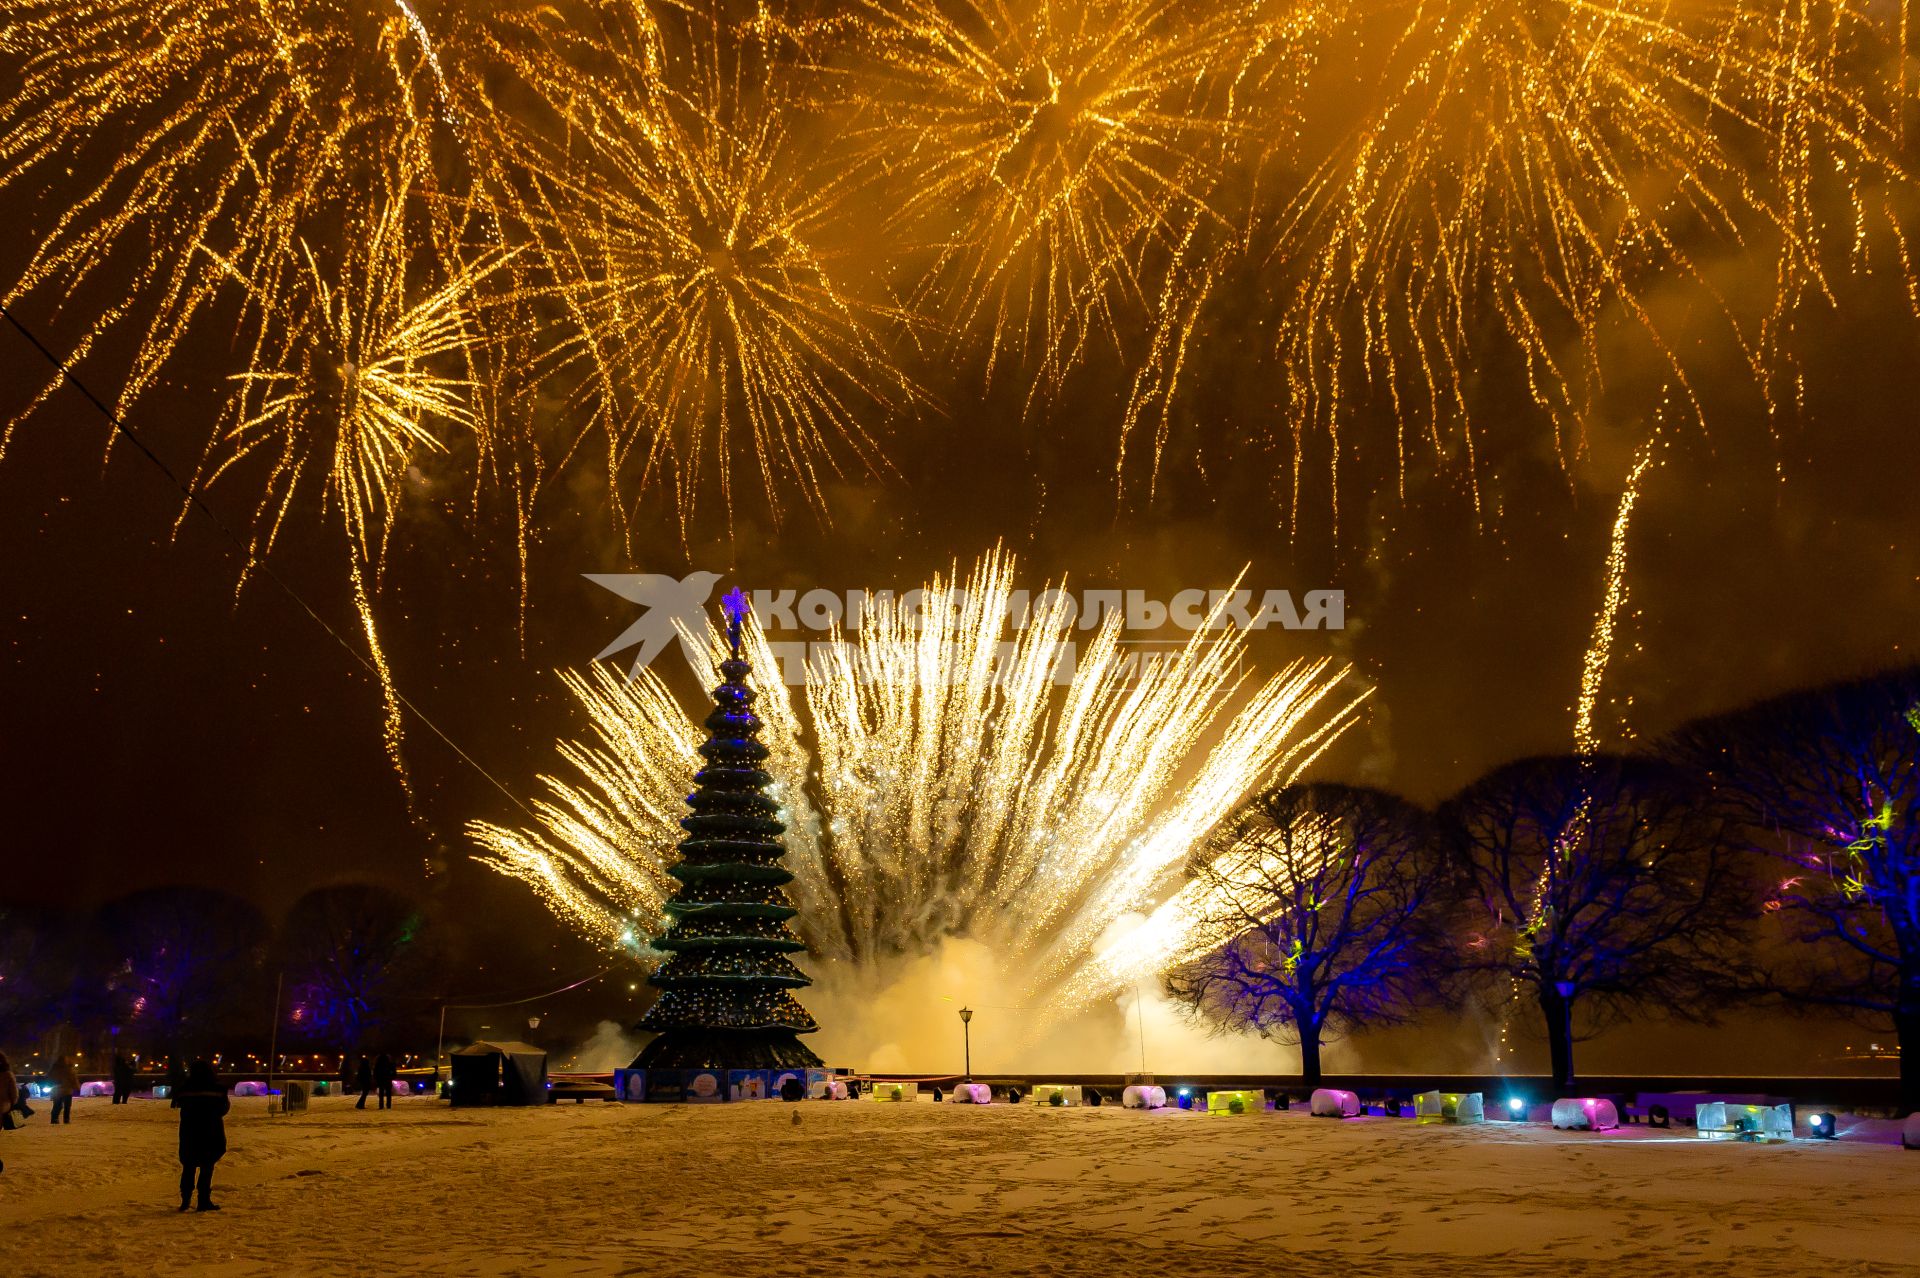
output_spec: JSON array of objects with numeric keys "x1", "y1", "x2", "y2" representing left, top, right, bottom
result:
[{"x1": 0, "y1": 1093, "x2": 1914, "y2": 1276}]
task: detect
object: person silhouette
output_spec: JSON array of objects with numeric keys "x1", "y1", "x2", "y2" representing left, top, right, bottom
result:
[
  {"x1": 175, "y1": 1060, "x2": 229, "y2": 1212},
  {"x1": 373, "y1": 1053, "x2": 395, "y2": 1110},
  {"x1": 48, "y1": 1056, "x2": 78, "y2": 1125}
]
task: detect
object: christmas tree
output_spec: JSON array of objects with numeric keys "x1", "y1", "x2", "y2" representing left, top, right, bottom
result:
[{"x1": 634, "y1": 588, "x2": 822, "y2": 1071}]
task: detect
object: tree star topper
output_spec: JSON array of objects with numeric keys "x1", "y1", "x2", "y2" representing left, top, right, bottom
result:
[{"x1": 722, "y1": 586, "x2": 751, "y2": 654}]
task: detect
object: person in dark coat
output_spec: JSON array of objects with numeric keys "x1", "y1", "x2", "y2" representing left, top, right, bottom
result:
[
  {"x1": 353, "y1": 1055, "x2": 374, "y2": 1110},
  {"x1": 175, "y1": 1060, "x2": 229, "y2": 1212},
  {"x1": 373, "y1": 1053, "x2": 395, "y2": 1110},
  {"x1": 167, "y1": 1056, "x2": 187, "y2": 1109},
  {"x1": 0, "y1": 1052, "x2": 16, "y2": 1170},
  {"x1": 0, "y1": 1053, "x2": 20, "y2": 1130},
  {"x1": 111, "y1": 1052, "x2": 135, "y2": 1105},
  {"x1": 48, "y1": 1056, "x2": 79, "y2": 1125}
]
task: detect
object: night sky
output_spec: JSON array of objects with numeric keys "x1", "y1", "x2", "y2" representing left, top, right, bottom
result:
[{"x1": 4, "y1": 2, "x2": 1918, "y2": 1071}]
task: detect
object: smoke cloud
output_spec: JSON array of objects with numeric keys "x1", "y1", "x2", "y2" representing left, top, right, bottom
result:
[
  {"x1": 804, "y1": 936, "x2": 1305, "y2": 1075},
  {"x1": 563, "y1": 1020, "x2": 647, "y2": 1073}
]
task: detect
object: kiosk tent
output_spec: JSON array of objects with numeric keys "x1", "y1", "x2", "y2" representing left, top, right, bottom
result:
[{"x1": 449, "y1": 1041, "x2": 548, "y2": 1107}]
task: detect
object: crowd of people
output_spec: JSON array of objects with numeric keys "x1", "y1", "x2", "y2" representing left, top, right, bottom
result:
[{"x1": 0, "y1": 1047, "x2": 411, "y2": 1207}]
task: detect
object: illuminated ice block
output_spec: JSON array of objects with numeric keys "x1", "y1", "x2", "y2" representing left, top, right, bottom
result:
[
  {"x1": 1695, "y1": 1101, "x2": 1792, "y2": 1142},
  {"x1": 390, "y1": 1080, "x2": 411, "y2": 1097},
  {"x1": 1310, "y1": 1088, "x2": 1361, "y2": 1118},
  {"x1": 1414, "y1": 1090, "x2": 1484, "y2": 1124},
  {"x1": 1122, "y1": 1085, "x2": 1166, "y2": 1109},
  {"x1": 812, "y1": 1078, "x2": 851, "y2": 1100},
  {"x1": 1902, "y1": 1113, "x2": 1920, "y2": 1150},
  {"x1": 233, "y1": 1081, "x2": 267, "y2": 1097},
  {"x1": 869, "y1": 1081, "x2": 919, "y2": 1102},
  {"x1": 79, "y1": 1082, "x2": 112, "y2": 1098},
  {"x1": 1206, "y1": 1089, "x2": 1260, "y2": 1115},
  {"x1": 947, "y1": 1082, "x2": 992, "y2": 1104},
  {"x1": 1033, "y1": 1084, "x2": 1082, "y2": 1107},
  {"x1": 1551, "y1": 1097, "x2": 1619, "y2": 1131}
]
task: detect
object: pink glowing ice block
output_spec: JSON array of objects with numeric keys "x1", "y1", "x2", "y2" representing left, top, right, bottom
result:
[
  {"x1": 1550, "y1": 1097, "x2": 1619, "y2": 1131},
  {"x1": 1310, "y1": 1088, "x2": 1361, "y2": 1118}
]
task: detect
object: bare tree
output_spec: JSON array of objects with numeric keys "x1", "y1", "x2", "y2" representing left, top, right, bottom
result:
[
  {"x1": 1165, "y1": 783, "x2": 1457, "y2": 1086},
  {"x1": 1663, "y1": 666, "x2": 1920, "y2": 1108},
  {"x1": 0, "y1": 904, "x2": 112, "y2": 1053},
  {"x1": 1441, "y1": 754, "x2": 1750, "y2": 1090},
  {"x1": 98, "y1": 887, "x2": 270, "y2": 1058},
  {"x1": 277, "y1": 884, "x2": 439, "y2": 1054}
]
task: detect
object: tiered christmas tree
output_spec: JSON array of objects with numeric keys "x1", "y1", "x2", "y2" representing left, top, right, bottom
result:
[{"x1": 634, "y1": 588, "x2": 822, "y2": 1071}]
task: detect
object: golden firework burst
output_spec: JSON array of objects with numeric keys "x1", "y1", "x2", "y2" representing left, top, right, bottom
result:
[
  {"x1": 470, "y1": 548, "x2": 1367, "y2": 1015},
  {"x1": 493, "y1": 0, "x2": 921, "y2": 531},
  {"x1": 827, "y1": 0, "x2": 1268, "y2": 397}
]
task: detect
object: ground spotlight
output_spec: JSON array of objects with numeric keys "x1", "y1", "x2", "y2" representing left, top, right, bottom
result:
[
  {"x1": 1647, "y1": 1104, "x2": 1670, "y2": 1129},
  {"x1": 1176, "y1": 1088, "x2": 1194, "y2": 1110},
  {"x1": 1807, "y1": 1111, "x2": 1837, "y2": 1140},
  {"x1": 1007, "y1": 1087, "x2": 1023, "y2": 1105},
  {"x1": 1086, "y1": 1090, "x2": 1103, "y2": 1108},
  {"x1": 1506, "y1": 1097, "x2": 1527, "y2": 1120}
]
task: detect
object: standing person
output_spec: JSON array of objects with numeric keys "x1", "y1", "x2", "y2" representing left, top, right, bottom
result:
[
  {"x1": 48, "y1": 1056, "x2": 79, "y2": 1125},
  {"x1": 373, "y1": 1052, "x2": 395, "y2": 1110},
  {"x1": 0, "y1": 1052, "x2": 19, "y2": 1129},
  {"x1": 337, "y1": 1055, "x2": 354, "y2": 1099},
  {"x1": 167, "y1": 1055, "x2": 187, "y2": 1109},
  {"x1": 174, "y1": 1060, "x2": 229, "y2": 1213},
  {"x1": 111, "y1": 1052, "x2": 135, "y2": 1105},
  {"x1": 353, "y1": 1056, "x2": 373, "y2": 1110},
  {"x1": 0, "y1": 1052, "x2": 16, "y2": 1171}
]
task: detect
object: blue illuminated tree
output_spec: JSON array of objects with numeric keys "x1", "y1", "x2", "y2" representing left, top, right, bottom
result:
[
  {"x1": 634, "y1": 588, "x2": 821, "y2": 1071},
  {"x1": 1165, "y1": 784, "x2": 1458, "y2": 1087},
  {"x1": 0, "y1": 904, "x2": 112, "y2": 1050},
  {"x1": 277, "y1": 884, "x2": 438, "y2": 1054},
  {"x1": 1441, "y1": 754, "x2": 1751, "y2": 1091},
  {"x1": 99, "y1": 887, "x2": 270, "y2": 1059},
  {"x1": 1663, "y1": 666, "x2": 1920, "y2": 1108}
]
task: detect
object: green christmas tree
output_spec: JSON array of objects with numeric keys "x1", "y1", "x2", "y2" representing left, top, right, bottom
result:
[{"x1": 634, "y1": 588, "x2": 822, "y2": 1071}]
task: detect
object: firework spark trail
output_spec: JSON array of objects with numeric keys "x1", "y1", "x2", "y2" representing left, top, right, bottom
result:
[
  {"x1": 1574, "y1": 438, "x2": 1656, "y2": 756},
  {"x1": 1488, "y1": 435, "x2": 1655, "y2": 1063},
  {"x1": 470, "y1": 549, "x2": 1365, "y2": 1016}
]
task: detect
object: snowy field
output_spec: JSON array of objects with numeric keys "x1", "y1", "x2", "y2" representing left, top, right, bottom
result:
[{"x1": 0, "y1": 1093, "x2": 1915, "y2": 1277}]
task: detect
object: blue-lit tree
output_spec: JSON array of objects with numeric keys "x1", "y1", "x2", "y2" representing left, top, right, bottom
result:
[
  {"x1": 0, "y1": 904, "x2": 112, "y2": 1053},
  {"x1": 1663, "y1": 666, "x2": 1920, "y2": 1108},
  {"x1": 99, "y1": 887, "x2": 270, "y2": 1058},
  {"x1": 1165, "y1": 784, "x2": 1458, "y2": 1086},
  {"x1": 277, "y1": 884, "x2": 439, "y2": 1054},
  {"x1": 1441, "y1": 754, "x2": 1751, "y2": 1091}
]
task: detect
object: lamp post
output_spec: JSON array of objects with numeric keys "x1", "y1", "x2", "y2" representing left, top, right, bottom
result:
[{"x1": 958, "y1": 1007, "x2": 973, "y2": 1081}]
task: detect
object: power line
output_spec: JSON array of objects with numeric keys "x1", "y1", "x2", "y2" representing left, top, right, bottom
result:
[{"x1": 2, "y1": 304, "x2": 538, "y2": 823}]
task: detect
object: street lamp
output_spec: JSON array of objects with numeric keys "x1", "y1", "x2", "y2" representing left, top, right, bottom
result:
[{"x1": 958, "y1": 1007, "x2": 974, "y2": 1081}]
